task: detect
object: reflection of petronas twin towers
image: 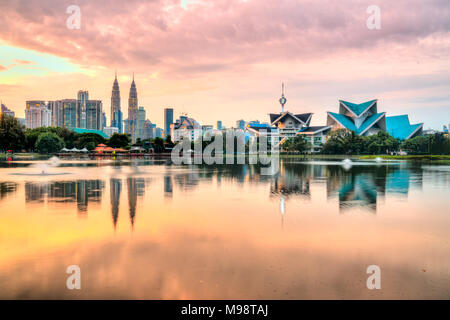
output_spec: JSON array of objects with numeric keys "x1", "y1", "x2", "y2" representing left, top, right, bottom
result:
[{"x1": 110, "y1": 178, "x2": 145, "y2": 229}]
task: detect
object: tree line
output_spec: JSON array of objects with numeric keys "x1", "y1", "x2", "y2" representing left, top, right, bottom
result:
[
  {"x1": 0, "y1": 114, "x2": 173, "y2": 154},
  {"x1": 282, "y1": 129, "x2": 450, "y2": 155}
]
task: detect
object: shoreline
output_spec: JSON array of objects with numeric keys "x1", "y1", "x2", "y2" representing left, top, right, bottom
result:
[{"x1": 2, "y1": 153, "x2": 450, "y2": 162}]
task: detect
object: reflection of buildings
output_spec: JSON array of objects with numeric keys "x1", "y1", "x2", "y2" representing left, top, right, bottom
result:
[
  {"x1": 25, "y1": 180, "x2": 104, "y2": 213},
  {"x1": 127, "y1": 178, "x2": 145, "y2": 228},
  {"x1": 164, "y1": 176, "x2": 173, "y2": 198},
  {"x1": 110, "y1": 179, "x2": 122, "y2": 228},
  {"x1": 326, "y1": 165, "x2": 423, "y2": 213},
  {"x1": 0, "y1": 182, "x2": 18, "y2": 201}
]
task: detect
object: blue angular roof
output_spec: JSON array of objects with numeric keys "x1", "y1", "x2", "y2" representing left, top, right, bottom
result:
[
  {"x1": 328, "y1": 111, "x2": 385, "y2": 135},
  {"x1": 386, "y1": 115, "x2": 423, "y2": 140},
  {"x1": 340, "y1": 100, "x2": 377, "y2": 117},
  {"x1": 356, "y1": 112, "x2": 385, "y2": 135},
  {"x1": 73, "y1": 128, "x2": 109, "y2": 138}
]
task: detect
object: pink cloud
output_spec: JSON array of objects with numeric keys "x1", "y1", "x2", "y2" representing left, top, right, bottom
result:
[
  {"x1": 0, "y1": 0, "x2": 449, "y2": 129},
  {"x1": 0, "y1": 0, "x2": 449, "y2": 77}
]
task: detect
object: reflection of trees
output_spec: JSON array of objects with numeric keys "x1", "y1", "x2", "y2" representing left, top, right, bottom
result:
[{"x1": 0, "y1": 182, "x2": 17, "y2": 200}]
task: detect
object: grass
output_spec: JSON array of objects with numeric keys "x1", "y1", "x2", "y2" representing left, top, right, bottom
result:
[
  {"x1": 359, "y1": 155, "x2": 450, "y2": 160},
  {"x1": 0, "y1": 153, "x2": 46, "y2": 160}
]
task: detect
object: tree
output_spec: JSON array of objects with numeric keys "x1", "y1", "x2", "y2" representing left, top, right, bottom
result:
[
  {"x1": 430, "y1": 133, "x2": 448, "y2": 155},
  {"x1": 401, "y1": 136, "x2": 429, "y2": 154},
  {"x1": 322, "y1": 129, "x2": 357, "y2": 154},
  {"x1": 152, "y1": 137, "x2": 165, "y2": 153},
  {"x1": 25, "y1": 127, "x2": 78, "y2": 151},
  {"x1": 75, "y1": 133, "x2": 106, "y2": 149},
  {"x1": 0, "y1": 114, "x2": 25, "y2": 152},
  {"x1": 107, "y1": 133, "x2": 130, "y2": 148},
  {"x1": 282, "y1": 135, "x2": 310, "y2": 153},
  {"x1": 365, "y1": 131, "x2": 399, "y2": 154},
  {"x1": 35, "y1": 132, "x2": 64, "y2": 154}
]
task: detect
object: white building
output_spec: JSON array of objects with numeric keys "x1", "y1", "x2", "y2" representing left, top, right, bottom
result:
[
  {"x1": 103, "y1": 126, "x2": 119, "y2": 138},
  {"x1": 171, "y1": 115, "x2": 202, "y2": 142},
  {"x1": 25, "y1": 106, "x2": 52, "y2": 129}
]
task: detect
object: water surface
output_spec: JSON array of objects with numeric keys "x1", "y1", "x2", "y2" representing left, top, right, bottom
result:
[{"x1": 0, "y1": 159, "x2": 449, "y2": 299}]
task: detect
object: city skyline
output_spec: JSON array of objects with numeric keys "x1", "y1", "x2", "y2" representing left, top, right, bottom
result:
[{"x1": 1, "y1": 0, "x2": 450, "y2": 130}]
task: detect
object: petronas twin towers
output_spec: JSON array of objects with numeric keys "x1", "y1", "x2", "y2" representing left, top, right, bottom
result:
[{"x1": 110, "y1": 72, "x2": 139, "y2": 143}]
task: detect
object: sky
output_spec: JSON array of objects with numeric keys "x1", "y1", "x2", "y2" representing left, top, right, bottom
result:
[{"x1": 0, "y1": 0, "x2": 449, "y2": 130}]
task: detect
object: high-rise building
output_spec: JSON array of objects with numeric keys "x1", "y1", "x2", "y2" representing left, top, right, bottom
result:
[
  {"x1": 1, "y1": 103, "x2": 15, "y2": 118},
  {"x1": 124, "y1": 118, "x2": 129, "y2": 134},
  {"x1": 236, "y1": 119, "x2": 246, "y2": 130},
  {"x1": 86, "y1": 100, "x2": 102, "y2": 130},
  {"x1": 217, "y1": 120, "x2": 223, "y2": 130},
  {"x1": 110, "y1": 72, "x2": 123, "y2": 133},
  {"x1": 155, "y1": 127, "x2": 163, "y2": 138},
  {"x1": 25, "y1": 105, "x2": 52, "y2": 129},
  {"x1": 103, "y1": 126, "x2": 119, "y2": 138},
  {"x1": 47, "y1": 101, "x2": 61, "y2": 127},
  {"x1": 77, "y1": 90, "x2": 89, "y2": 129},
  {"x1": 164, "y1": 108, "x2": 174, "y2": 138},
  {"x1": 61, "y1": 99, "x2": 78, "y2": 129},
  {"x1": 143, "y1": 120, "x2": 153, "y2": 140},
  {"x1": 26, "y1": 101, "x2": 46, "y2": 110},
  {"x1": 137, "y1": 106, "x2": 146, "y2": 140},
  {"x1": 128, "y1": 75, "x2": 138, "y2": 143}
]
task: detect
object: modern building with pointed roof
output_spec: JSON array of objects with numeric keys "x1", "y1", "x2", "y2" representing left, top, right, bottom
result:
[
  {"x1": 386, "y1": 115, "x2": 423, "y2": 140},
  {"x1": 327, "y1": 99, "x2": 386, "y2": 136},
  {"x1": 128, "y1": 74, "x2": 138, "y2": 143},
  {"x1": 110, "y1": 71, "x2": 123, "y2": 133},
  {"x1": 251, "y1": 84, "x2": 331, "y2": 152}
]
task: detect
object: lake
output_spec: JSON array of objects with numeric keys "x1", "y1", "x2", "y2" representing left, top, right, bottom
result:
[{"x1": 0, "y1": 158, "x2": 449, "y2": 299}]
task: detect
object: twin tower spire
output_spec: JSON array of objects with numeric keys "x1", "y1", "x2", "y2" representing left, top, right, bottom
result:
[{"x1": 110, "y1": 72, "x2": 138, "y2": 142}]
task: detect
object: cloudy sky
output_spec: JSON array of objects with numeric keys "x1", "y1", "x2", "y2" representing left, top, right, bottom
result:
[{"x1": 0, "y1": 0, "x2": 449, "y2": 129}]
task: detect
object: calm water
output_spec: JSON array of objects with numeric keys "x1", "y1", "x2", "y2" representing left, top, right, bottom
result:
[{"x1": 0, "y1": 158, "x2": 449, "y2": 299}]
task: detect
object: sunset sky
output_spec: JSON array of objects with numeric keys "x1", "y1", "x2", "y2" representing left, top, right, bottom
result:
[{"x1": 0, "y1": 0, "x2": 449, "y2": 129}]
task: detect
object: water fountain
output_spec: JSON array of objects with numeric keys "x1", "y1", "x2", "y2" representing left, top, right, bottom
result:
[
  {"x1": 10, "y1": 156, "x2": 69, "y2": 176},
  {"x1": 341, "y1": 158, "x2": 353, "y2": 170},
  {"x1": 375, "y1": 157, "x2": 383, "y2": 163}
]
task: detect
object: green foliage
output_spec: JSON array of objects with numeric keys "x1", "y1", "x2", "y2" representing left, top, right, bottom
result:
[
  {"x1": 0, "y1": 114, "x2": 25, "y2": 152},
  {"x1": 152, "y1": 137, "x2": 165, "y2": 153},
  {"x1": 429, "y1": 133, "x2": 449, "y2": 154},
  {"x1": 74, "y1": 133, "x2": 106, "y2": 149},
  {"x1": 165, "y1": 134, "x2": 174, "y2": 146},
  {"x1": 322, "y1": 129, "x2": 400, "y2": 155},
  {"x1": 107, "y1": 133, "x2": 131, "y2": 148},
  {"x1": 35, "y1": 132, "x2": 64, "y2": 154},
  {"x1": 400, "y1": 136, "x2": 428, "y2": 154},
  {"x1": 282, "y1": 135, "x2": 310, "y2": 153},
  {"x1": 25, "y1": 127, "x2": 77, "y2": 151},
  {"x1": 401, "y1": 133, "x2": 450, "y2": 155},
  {"x1": 365, "y1": 131, "x2": 400, "y2": 155}
]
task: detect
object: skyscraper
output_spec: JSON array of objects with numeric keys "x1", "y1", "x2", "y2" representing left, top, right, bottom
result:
[
  {"x1": 1, "y1": 103, "x2": 15, "y2": 118},
  {"x1": 128, "y1": 74, "x2": 138, "y2": 143},
  {"x1": 137, "y1": 106, "x2": 146, "y2": 141},
  {"x1": 85, "y1": 100, "x2": 103, "y2": 130},
  {"x1": 110, "y1": 72, "x2": 123, "y2": 133},
  {"x1": 217, "y1": 120, "x2": 223, "y2": 130},
  {"x1": 143, "y1": 119, "x2": 153, "y2": 140},
  {"x1": 77, "y1": 90, "x2": 88, "y2": 129},
  {"x1": 25, "y1": 105, "x2": 52, "y2": 129},
  {"x1": 236, "y1": 119, "x2": 246, "y2": 130},
  {"x1": 164, "y1": 108, "x2": 173, "y2": 138},
  {"x1": 61, "y1": 99, "x2": 78, "y2": 129}
]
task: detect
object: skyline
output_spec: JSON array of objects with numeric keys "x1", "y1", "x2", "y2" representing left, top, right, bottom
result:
[{"x1": 1, "y1": 0, "x2": 450, "y2": 129}]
